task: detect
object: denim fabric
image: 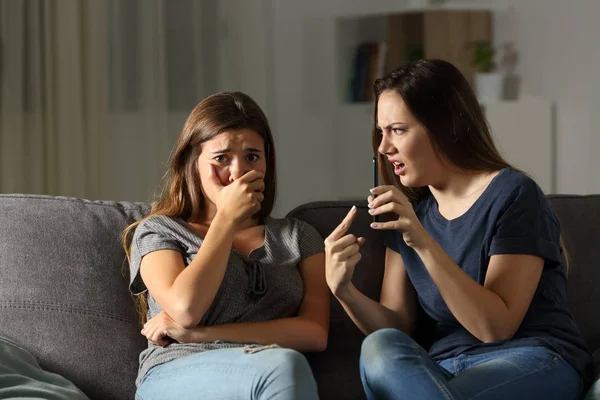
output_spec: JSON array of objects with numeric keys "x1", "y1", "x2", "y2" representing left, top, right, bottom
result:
[
  {"x1": 360, "y1": 329, "x2": 582, "y2": 400},
  {"x1": 584, "y1": 350, "x2": 600, "y2": 400},
  {"x1": 136, "y1": 347, "x2": 318, "y2": 400}
]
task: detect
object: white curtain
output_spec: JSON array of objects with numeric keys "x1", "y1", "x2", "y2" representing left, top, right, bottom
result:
[{"x1": 0, "y1": 0, "x2": 217, "y2": 201}]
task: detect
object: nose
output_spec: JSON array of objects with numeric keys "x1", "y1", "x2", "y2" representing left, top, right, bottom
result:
[
  {"x1": 378, "y1": 132, "x2": 394, "y2": 156},
  {"x1": 228, "y1": 160, "x2": 250, "y2": 183}
]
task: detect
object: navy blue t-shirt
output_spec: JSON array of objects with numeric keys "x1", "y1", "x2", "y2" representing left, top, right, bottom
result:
[{"x1": 385, "y1": 168, "x2": 591, "y2": 381}]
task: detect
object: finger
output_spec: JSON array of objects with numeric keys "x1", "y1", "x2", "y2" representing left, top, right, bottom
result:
[
  {"x1": 151, "y1": 330, "x2": 165, "y2": 345},
  {"x1": 253, "y1": 192, "x2": 265, "y2": 204},
  {"x1": 371, "y1": 185, "x2": 408, "y2": 203},
  {"x1": 207, "y1": 164, "x2": 224, "y2": 189},
  {"x1": 249, "y1": 179, "x2": 265, "y2": 193},
  {"x1": 327, "y1": 206, "x2": 358, "y2": 242},
  {"x1": 356, "y1": 237, "x2": 366, "y2": 246},
  {"x1": 368, "y1": 201, "x2": 401, "y2": 216},
  {"x1": 370, "y1": 220, "x2": 400, "y2": 230},
  {"x1": 240, "y1": 169, "x2": 265, "y2": 183},
  {"x1": 370, "y1": 185, "x2": 395, "y2": 196},
  {"x1": 336, "y1": 243, "x2": 360, "y2": 260},
  {"x1": 330, "y1": 234, "x2": 358, "y2": 251},
  {"x1": 348, "y1": 251, "x2": 362, "y2": 265},
  {"x1": 368, "y1": 190, "x2": 393, "y2": 209},
  {"x1": 367, "y1": 195, "x2": 375, "y2": 205}
]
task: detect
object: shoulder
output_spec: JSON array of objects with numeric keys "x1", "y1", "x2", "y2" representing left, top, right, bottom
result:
[
  {"x1": 494, "y1": 169, "x2": 556, "y2": 221},
  {"x1": 265, "y1": 216, "x2": 325, "y2": 257},
  {"x1": 135, "y1": 215, "x2": 187, "y2": 237},
  {"x1": 265, "y1": 216, "x2": 321, "y2": 239},
  {"x1": 132, "y1": 215, "x2": 189, "y2": 253}
]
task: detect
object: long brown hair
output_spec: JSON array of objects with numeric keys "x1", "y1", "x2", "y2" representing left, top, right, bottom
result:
[
  {"x1": 122, "y1": 91, "x2": 277, "y2": 324},
  {"x1": 372, "y1": 59, "x2": 513, "y2": 202},
  {"x1": 371, "y1": 59, "x2": 570, "y2": 273}
]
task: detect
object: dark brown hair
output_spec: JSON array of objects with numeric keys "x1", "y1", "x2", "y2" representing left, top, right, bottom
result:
[
  {"x1": 122, "y1": 91, "x2": 277, "y2": 323},
  {"x1": 371, "y1": 60, "x2": 570, "y2": 272},
  {"x1": 372, "y1": 59, "x2": 513, "y2": 202}
]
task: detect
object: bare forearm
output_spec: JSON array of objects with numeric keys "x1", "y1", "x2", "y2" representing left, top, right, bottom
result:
[
  {"x1": 334, "y1": 284, "x2": 413, "y2": 336},
  {"x1": 415, "y1": 239, "x2": 512, "y2": 342},
  {"x1": 169, "y1": 213, "x2": 236, "y2": 327},
  {"x1": 185, "y1": 317, "x2": 328, "y2": 352}
]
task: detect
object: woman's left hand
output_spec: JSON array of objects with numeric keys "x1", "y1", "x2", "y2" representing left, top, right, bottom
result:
[
  {"x1": 141, "y1": 311, "x2": 192, "y2": 347},
  {"x1": 368, "y1": 185, "x2": 429, "y2": 249}
]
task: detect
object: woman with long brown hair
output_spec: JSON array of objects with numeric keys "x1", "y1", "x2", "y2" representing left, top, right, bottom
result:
[
  {"x1": 123, "y1": 92, "x2": 328, "y2": 399},
  {"x1": 325, "y1": 60, "x2": 591, "y2": 399}
]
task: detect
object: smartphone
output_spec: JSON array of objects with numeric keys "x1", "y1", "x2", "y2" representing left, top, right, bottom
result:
[{"x1": 372, "y1": 157, "x2": 379, "y2": 223}]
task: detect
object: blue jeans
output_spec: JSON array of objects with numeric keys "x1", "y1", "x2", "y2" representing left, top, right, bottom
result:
[
  {"x1": 360, "y1": 328, "x2": 583, "y2": 400},
  {"x1": 136, "y1": 347, "x2": 319, "y2": 400},
  {"x1": 583, "y1": 350, "x2": 600, "y2": 400}
]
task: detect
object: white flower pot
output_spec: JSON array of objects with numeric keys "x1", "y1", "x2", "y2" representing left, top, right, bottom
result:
[{"x1": 475, "y1": 72, "x2": 504, "y2": 103}]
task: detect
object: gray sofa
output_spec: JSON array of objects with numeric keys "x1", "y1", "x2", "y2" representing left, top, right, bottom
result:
[{"x1": 0, "y1": 194, "x2": 598, "y2": 399}]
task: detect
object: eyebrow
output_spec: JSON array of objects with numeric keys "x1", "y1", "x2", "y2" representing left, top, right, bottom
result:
[
  {"x1": 210, "y1": 147, "x2": 263, "y2": 154},
  {"x1": 376, "y1": 122, "x2": 406, "y2": 130}
]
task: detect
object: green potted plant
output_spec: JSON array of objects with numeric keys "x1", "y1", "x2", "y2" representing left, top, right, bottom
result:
[{"x1": 471, "y1": 41, "x2": 503, "y2": 103}]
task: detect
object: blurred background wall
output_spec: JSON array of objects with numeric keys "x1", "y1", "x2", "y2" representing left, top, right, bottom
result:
[{"x1": 1, "y1": 0, "x2": 599, "y2": 216}]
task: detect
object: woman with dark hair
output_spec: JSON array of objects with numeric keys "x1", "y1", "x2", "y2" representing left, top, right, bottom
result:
[
  {"x1": 123, "y1": 92, "x2": 328, "y2": 399},
  {"x1": 325, "y1": 60, "x2": 591, "y2": 399}
]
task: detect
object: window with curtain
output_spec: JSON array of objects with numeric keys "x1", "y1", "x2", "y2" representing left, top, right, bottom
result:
[{"x1": 0, "y1": 0, "x2": 218, "y2": 202}]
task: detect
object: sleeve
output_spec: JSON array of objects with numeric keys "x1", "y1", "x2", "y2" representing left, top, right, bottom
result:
[
  {"x1": 384, "y1": 230, "x2": 403, "y2": 253},
  {"x1": 489, "y1": 181, "x2": 562, "y2": 265},
  {"x1": 297, "y1": 219, "x2": 325, "y2": 260},
  {"x1": 128, "y1": 216, "x2": 185, "y2": 295}
]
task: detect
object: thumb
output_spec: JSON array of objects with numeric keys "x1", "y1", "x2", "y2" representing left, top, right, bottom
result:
[
  {"x1": 356, "y1": 237, "x2": 366, "y2": 246},
  {"x1": 207, "y1": 164, "x2": 223, "y2": 189}
]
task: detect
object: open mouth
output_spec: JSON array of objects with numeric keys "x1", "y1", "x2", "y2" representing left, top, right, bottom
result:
[{"x1": 392, "y1": 161, "x2": 406, "y2": 175}]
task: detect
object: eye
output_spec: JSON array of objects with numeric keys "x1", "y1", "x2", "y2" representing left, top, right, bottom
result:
[
  {"x1": 247, "y1": 153, "x2": 260, "y2": 162},
  {"x1": 214, "y1": 155, "x2": 229, "y2": 163},
  {"x1": 391, "y1": 128, "x2": 405, "y2": 135}
]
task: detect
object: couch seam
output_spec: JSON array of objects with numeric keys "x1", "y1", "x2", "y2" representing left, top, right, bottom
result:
[
  {"x1": 0, "y1": 194, "x2": 148, "y2": 211},
  {"x1": 0, "y1": 301, "x2": 137, "y2": 324}
]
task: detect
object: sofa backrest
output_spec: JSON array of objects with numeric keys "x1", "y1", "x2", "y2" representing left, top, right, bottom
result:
[
  {"x1": 287, "y1": 200, "x2": 384, "y2": 400},
  {"x1": 0, "y1": 194, "x2": 148, "y2": 400},
  {"x1": 547, "y1": 195, "x2": 600, "y2": 352}
]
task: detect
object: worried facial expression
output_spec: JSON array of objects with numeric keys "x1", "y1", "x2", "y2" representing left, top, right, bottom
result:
[{"x1": 197, "y1": 128, "x2": 267, "y2": 205}]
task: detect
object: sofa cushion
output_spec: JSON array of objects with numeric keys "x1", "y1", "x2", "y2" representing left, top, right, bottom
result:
[
  {"x1": 0, "y1": 335, "x2": 89, "y2": 399},
  {"x1": 548, "y1": 195, "x2": 600, "y2": 353},
  {"x1": 0, "y1": 194, "x2": 149, "y2": 400}
]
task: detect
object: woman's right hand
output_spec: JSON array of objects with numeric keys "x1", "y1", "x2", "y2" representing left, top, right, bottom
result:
[
  {"x1": 210, "y1": 165, "x2": 265, "y2": 225},
  {"x1": 324, "y1": 206, "x2": 365, "y2": 296}
]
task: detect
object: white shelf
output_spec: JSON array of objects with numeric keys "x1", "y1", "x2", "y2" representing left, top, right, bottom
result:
[{"x1": 333, "y1": 0, "x2": 504, "y2": 18}]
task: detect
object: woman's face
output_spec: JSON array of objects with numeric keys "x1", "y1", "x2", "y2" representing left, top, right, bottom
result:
[
  {"x1": 377, "y1": 90, "x2": 442, "y2": 187},
  {"x1": 197, "y1": 128, "x2": 267, "y2": 206}
]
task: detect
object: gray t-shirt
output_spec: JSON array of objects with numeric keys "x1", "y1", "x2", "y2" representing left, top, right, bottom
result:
[{"x1": 129, "y1": 215, "x2": 325, "y2": 385}]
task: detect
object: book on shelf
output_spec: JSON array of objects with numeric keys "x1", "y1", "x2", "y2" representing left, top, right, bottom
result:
[{"x1": 349, "y1": 42, "x2": 387, "y2": 103}]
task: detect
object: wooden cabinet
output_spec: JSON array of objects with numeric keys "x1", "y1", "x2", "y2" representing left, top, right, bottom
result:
[{"x1": 337, "y1": 7, "x2": 493, "y2": 103}]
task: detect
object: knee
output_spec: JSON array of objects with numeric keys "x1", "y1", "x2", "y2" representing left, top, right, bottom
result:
[
  {"x1": 361, "y1": 328, "x2": 412, "y2": 360},
  {"x1": 259, "y1": 349, "x2": 317, "y2": 397},
  {"x1": 360, "y1": 329, "x2": 414, "y2": 377},
  {"x1": 264, "y1": 349, "x2": 315, "y2": 381}
]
